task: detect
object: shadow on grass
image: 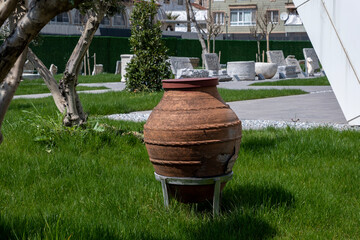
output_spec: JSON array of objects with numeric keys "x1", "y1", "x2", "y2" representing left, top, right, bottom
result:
[
  {"x1": 183, "y1": 184, "x2": 295, "y2": 239},
  {"x1": 0, "y1": 224, "x2": 12, "y2": 240},
  {"x1": 188, "y1": 213, "x2": 276, "y2": 240},
  {"x1": 8, "y1": 102, "x2": 34, "y2": 111},
  {"x1": 0, "y1": 184, "x2": 294, "y2": 240},
  {"x1": 0, "y1": 219, "x2": 170, "y2": 240},
  {"x1": 240, "y1": 129, "x2": 289, "y2": 153},
  {"x1": 222, "y1": 184, "x2": 295, "y2": 210}
]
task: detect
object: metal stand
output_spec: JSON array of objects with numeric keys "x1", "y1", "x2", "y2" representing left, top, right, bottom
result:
[{"x1": 154, "y1": 172, "x2": 233, "y2": 216}]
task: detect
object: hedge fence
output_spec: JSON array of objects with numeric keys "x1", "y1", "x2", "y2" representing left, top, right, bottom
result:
[{"x1": 30, "y1": 35, "x2": 313, "y2": 74}]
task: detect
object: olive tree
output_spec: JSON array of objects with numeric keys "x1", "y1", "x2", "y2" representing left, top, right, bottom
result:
[
  {"x1": 0, "y1": 0, "x2": 83, "y2": 144},
  {"x1": 28, "y1": 0, "x2": 123, "y2": 126}
]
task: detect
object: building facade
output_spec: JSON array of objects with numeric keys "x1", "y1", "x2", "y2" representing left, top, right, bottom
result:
[
  {"x1": 40, "y1": 8, "x2": 133, "y2": 36},
  {"x1": 39, "y1": 0, "x2": 308, "y2": 40},
  {"x1": 211, "y1": 0, "x2": 308, "y2": 40}
]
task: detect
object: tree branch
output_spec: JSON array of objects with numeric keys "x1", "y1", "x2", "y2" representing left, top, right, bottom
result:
[
  {"x1": 61, "y1": 9, "x2": 104, "y2": 126},
  {"x1": 0, "y1": 0, "x2": 18, "y2": 27},
  {"x1": 186, "y1": 0, "x2": 207, "y2": 60},
  {"x1": 27, "y1": 48, "x2": 66, "y2": 113},
  {"x1": 0, "y1": 0, "x2": 82, "y2": 85}
]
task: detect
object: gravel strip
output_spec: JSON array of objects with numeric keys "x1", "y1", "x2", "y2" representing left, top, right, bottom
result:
[
  {"x1": 241, "y1": 120, "x2": 359, "y2": 131},
  {"x1": 106, "y1": 113, "x2": 359, "y2": 131},
  {"x1": 309, "y1": 90, "x2": 333, "y2": 94},
  {"x1": 107, "y1": 112, "x2": 151, "y2": 122}
]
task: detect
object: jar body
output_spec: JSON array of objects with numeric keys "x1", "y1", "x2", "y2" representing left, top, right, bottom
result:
[{"x1": 144, "y1": 79, "x2": 242, "y2": 202}]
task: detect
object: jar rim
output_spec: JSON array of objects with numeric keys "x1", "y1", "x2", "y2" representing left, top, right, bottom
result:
[{"x1": 162, "y1": 78, "x2": 219, "y2": 89}]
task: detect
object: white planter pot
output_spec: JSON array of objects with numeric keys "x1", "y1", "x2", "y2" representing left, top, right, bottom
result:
[{"x1": 255, "y1": 62, "x2": 278, "y2": 79}]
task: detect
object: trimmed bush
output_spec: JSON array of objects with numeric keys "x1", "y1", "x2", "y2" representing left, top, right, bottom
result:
[{"x1": 125, "y1": 0, "x2": 171, "y2": 92}]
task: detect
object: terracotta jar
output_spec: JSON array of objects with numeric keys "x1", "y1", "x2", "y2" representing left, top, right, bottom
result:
[{"x1": 144, "y1": 78, "x2": 242, "y2": 203}]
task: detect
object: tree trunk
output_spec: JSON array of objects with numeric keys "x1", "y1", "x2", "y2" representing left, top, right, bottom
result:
[
  {"x1": 0, "y1": 0, "x2": 81, "y2": 85},
  {"x1": 28, "y1": 9, "x2": 105, "y2": 127},
  {"x1": 187, "y1": 0, "x2": 207, "y2": 63},
  {"x1": 257, "y1": 40, "x2": 261, "y2": 62},
  {"x1": 207, "y1": 0, "x2": 211, "y2": 52},
  {"x1": 185, "y1": 0, "x2": 191, "y2": 32},
  {"x1": 266, "y1": 33, "x2": 270, "y2": 54},
  {"x1": 0, "y1": 0, "x2": 18, "y2": 27},
  {"x1": 207, "y1": 34, "x2": 211, "y2": 54},
  {"x1": 60, "y1": 11, "x2": 104, "y2": 126},
  {"x1": 0, "y1": 1, "x2": 28, "y2": 144},
  {"x1": 0, "y1": 48, "x2": 27, "y2": 144},
  {"x1": 213, "y1": 36, "x2": 215, "y2": 53},
  {"x1": 27, "y1": 48, "x2": 66, "y2": 113}
]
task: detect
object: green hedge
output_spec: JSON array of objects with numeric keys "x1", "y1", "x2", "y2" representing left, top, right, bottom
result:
[
  {"x1": 30, "y1": 35, "x2": 313, "y2": 73},
  {"x1": 30, "y1": 35, "x2": 131, "y2": 74}
]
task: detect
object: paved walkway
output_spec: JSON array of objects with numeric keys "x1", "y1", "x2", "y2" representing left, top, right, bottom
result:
[
  {"x1": 218, "y1": 81, "x2": 346, "y2": 124},
  {"x1": 14, "y1": 80, "x2": 347, "y2": 124},
  {"x1": 13, "y1": 82, "x2": 126, "y2": 100}
]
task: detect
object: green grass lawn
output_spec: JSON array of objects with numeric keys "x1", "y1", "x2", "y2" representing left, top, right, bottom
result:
[
  {"x1": 217, "y1": 88, "x2": 306, "y2": 102},
  {"x1": 250, "y1": 77, "x2": 330, "y2": 86},
  {"x1": 16, "y1": 81, "x2": 109, "y2": 95},
  {"x1": 1, "y1": 83, "x2": 358, "y2": 239},
  {"x1": 0, "y1": 110, "x2": 359, "y2": 239}
]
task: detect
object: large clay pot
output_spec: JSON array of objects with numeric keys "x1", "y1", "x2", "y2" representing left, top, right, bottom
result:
[{"x1": 144, "y1": 78, "x2": 242, "y2": 203}]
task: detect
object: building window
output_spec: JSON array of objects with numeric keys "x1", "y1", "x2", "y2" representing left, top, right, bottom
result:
[
  {"x1": 230, "y1": 9, "x2": 256, "y2": 26},
  {"x1": 51, "y1": 12, "x2": 70, "y2": 24},
  {"x1": 213, "y1": 12, "x2": 224, "y2": 25},
  {"x1": 164, "y1": 0, "x2": 170, "y2": 4},
  {"x1": 113, "y1": 13, "x2": 126, "y2": 26},
  {"x1": 101, "y1": 16, "x2": 110, "y2": 26},
  {"x1": 178, "y1": 0, "x2": 183, "y2": 5},
  {"x1": 267, "y1": 10, "x2": 279, "y2": 23}
]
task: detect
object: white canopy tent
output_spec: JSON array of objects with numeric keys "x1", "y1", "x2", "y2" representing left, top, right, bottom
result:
[
  {"x1": 164, "y1": 10, "x2": 207, "y2": 32},
  {"x1": 293, "y1": 0, "x2": 360, "y2": 125}
]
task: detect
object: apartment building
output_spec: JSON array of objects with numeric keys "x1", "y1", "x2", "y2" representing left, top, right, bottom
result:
[
  {"x1": 40, "y1": 8, "x2": 134, "y2": 37},
  {"x1": 39, "y1": 0, "x2": 307, "y2": 40},
  {"x1": 40, "y1": 0, "x2": 198, "y2": 37},
  {"x1": 211, "y1": 0, "x2": 307, "y2": 40}
]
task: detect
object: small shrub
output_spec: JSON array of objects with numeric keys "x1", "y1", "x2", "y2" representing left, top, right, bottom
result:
[{"x1": 125, "y1": 0, "x2": 171, "y2": 92}]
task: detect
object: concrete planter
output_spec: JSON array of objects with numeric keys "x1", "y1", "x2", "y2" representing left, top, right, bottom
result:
[
  {"x1": 277, "y1": 65, "x2": 298, "y2": 78},
  {"x1": 255, "y1": 62, "x2": 278, "y2": 79},
  {"x1": 227, "y1": 61, "x2": 255, "y2": 81},
  {"x1": 121, "y1": 54, "x2": 134, "y2": 82},
  {"x1": 189, "y1": 57, "x2": 200, "y2": 68}
]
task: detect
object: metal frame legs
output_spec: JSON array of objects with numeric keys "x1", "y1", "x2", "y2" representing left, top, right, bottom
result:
[{"x1": 154, "y1": 172, "x2": 233, "y2": 216}]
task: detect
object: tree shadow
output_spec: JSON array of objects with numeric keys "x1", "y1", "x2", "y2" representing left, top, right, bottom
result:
[
  {"x1": 187, "y1": 213, "x2": 276, "y2": 240},
  {"x1": 0, "y1": 214, "x2": 173, "y2": 240},
  {"x1": 8, "y1": 102, "x2": 34, "y2": 111},
  {"x1": 0, "y1": 223, "x2": 12, "y2": 240},
  {"x1": 240, "y1": 133, "x2": 288, "y2": 153}
]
